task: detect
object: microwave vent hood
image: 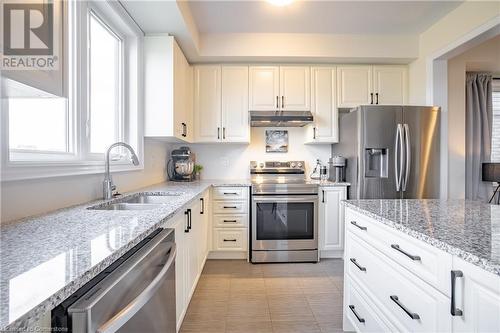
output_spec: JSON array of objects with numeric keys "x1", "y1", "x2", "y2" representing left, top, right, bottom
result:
[{"x1": 250, "y1": 111, "x2": 314, "y2": 127}]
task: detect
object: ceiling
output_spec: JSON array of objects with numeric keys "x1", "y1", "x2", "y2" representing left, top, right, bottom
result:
[{"x1": 187, "y1": 0, "x2": 462, "y2": 35}]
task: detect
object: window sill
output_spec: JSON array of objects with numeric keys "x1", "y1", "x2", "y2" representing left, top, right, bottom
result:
[{"x1": 1, "y1": 161, "x2": 144, "y2": 182}]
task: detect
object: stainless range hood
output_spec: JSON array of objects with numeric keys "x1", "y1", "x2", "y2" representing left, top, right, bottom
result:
[{"x1": 250, "y1": 111, "x2": 314, "y2": 127}]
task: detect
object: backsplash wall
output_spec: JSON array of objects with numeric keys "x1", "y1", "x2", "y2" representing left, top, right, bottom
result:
[{"x1": 181, "y1": 127, "x2": 331, "y2": 179}]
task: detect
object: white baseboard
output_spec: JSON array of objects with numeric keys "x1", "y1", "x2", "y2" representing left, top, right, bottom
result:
[
  {"x1": 320, "y1": 249, "x2": 344, "y2": 259},
  {"x1": 208, "y1": 251, "x2": 248, "y2": 260}
]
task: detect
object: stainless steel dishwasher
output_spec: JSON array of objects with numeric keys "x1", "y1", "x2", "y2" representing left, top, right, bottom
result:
[{"x1": 52, "y1": 228, "x2": 176, "y2": 333}]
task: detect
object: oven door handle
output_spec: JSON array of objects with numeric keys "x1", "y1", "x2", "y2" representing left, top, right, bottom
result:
[{"x1": 252, "y1": 195, "x2": 318, "y2": 202}]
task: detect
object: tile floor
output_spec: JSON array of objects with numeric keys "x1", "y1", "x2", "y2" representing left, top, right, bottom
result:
[{"x1": 180, "y1": 259, "x2": 345, "y2": 333}]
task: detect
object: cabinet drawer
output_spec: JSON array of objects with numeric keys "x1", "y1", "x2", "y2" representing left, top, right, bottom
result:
[
  {"x1": 213, "y1": 187, "x2": 248, "y2": 200},
  {"x1": 213, "y1": 201, "x2": 247, "y2": 214},
  {"x1": 213, "y1": 215, "x2": 248, "y2": 228},
  {"x1": 345, "y1": 278, "x2": 392, "y2": 333},
  {"x1": 214, "y1": 229, "x2": 247, "y2": 251},
  {"x1": 345, "y1": 208, "x2": 452, "y2": 294},
  {"x1": 345, "y1": 231, "x2": 451, "y2": 332}
]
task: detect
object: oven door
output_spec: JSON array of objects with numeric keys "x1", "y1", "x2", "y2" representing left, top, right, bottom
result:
[{"x1": 252, "y1": 195, "x2": 318, "y2": 251}]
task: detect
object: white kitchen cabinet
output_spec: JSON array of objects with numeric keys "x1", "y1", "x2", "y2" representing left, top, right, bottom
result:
[
  {"x1": 222, "y1": 66, "x2": 250, "y2": 143},
  {"x1": 337, "y1": 65, "x2": 372, "y2": 108},
  {"x1": 249, "y1": 65, "x2": 310, "y2": 111},
  {"x1": 319, "y1": 186, "x2": 346, "y2": 258},
  {"x1": 145, "y1": 35, "x2": 193, "y2": 141},
  {"x1": 306, "y1": 67, "x2": 339, "y2": 144},
  {"x1": 172, "y1": 211, "x2": 188, "y2": 330},
  {"x1": 194, "y1": 65, "x2": 222, "y2": 142},
  {"x1": 279, "y1": 66, "x2": 311, "y2": 111},
  {"x1": 194, "y1": 65, "x2": 250, "y2": 143},
  {"x1": 372, "y1": 66, "x2": 408, "y2": 105},
  {"x1": 249, "y1": 66, "x2": 280, "y2": 110},
  {"x1": 452, "y1": 257, "x2": 500, "y2": 333}
]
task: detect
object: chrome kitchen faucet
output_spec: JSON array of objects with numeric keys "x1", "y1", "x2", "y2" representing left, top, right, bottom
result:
[{"x1": 103, "y1": 142, "x2": 140, "y2": 200}]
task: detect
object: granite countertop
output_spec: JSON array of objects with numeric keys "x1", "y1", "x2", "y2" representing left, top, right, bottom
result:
[
  {"x1": 343, "y1": 199, "x2": 500, "y2": 277},
  {"x1": 0, "y1": 180, "x2": 250, "y2": 331}
]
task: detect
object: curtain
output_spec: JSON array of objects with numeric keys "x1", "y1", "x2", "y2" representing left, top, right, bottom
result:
[{"x1": 465, "y1": 73, "x2": 493, "y2": 201}]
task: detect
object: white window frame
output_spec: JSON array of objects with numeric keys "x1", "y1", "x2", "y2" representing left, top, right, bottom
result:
[{"x1": 1, "y1": 0, "x2": 144, "y2": 181}]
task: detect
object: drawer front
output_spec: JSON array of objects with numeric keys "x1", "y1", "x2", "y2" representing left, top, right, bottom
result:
[
  {"x1": 345, "y1": 208, "x2": 452, "y2": 294},
  {"x1": 345, "y1": 278, "x2": 392, "y2": 333},
  {"x1": 213, "y1": 201, "x2": 247, "y2": 214},
  {"x1": 213, "y1": 187, "x2": 248, "y2": 200},
  {"x1": 345, "y1": 231, "x2": 451, "y2": 332},
  {"x1": 214, "y1": 229, "x2": 247, "y2": 251},
  {"x1": 213, "y1": 215, "x2": 248, "y2": 228}
]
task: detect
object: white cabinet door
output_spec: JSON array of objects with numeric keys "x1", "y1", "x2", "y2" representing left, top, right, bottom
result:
[
  {"x1": 186, "y1": 201, "x2": 201, "y2": 299},
  {"x1": 307, "y1": 67, "x2": 338, "y2": 143},
  {"x1": 373, "y1": 66, "x2": 408, "y2": 105},
  {"x1": 194, "y1": 65, "x2": 222, "y2": 142},
  {"x1": 197, "y1": 192, "x2": 210, "y2": 271},
  {"x1": 222, "y1": 66, "x2": 250, "y2": 143},
  {"x1": 319, "y1": 187, "x2": 346, "y2": 257},
  {"x1": 452, "y1": 257, "x2": 500, "y2": 332},
  {"x1": 279, "y1": 66, "x2": 310, "y2": 111},
  {"x1": 249, "y1": 66, "x2": 280, "y2": 111},
  {"x1": 172, "y1": 211, "x2": 187, "y2": 330},
  {"x1": 337, "y1": 65, "x2": 372, "y2": 108}
]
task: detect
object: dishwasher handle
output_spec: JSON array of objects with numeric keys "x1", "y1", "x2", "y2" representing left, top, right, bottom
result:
[{"x1": 97, "y1": 243, "x2": 177, "y2": 333}]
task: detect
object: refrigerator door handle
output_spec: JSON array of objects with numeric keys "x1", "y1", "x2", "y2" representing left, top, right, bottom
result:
[
  {"x1": 395, "y1": 124, "x2": 403, "y2": 191},
  {"x1": 402, "y1": 124, "x2": 411, "y2": 192}
]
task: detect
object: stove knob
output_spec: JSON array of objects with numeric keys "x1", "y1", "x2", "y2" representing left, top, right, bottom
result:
[
  {"x1": 297, "y1": 162, "x2": 303, "y2": 168},
  {"x1": 259, "y1": 163, "x2": 265, "y2": 168},
  {"x1": 290, "y1": 162, "x2": 296, "y2": 168}
]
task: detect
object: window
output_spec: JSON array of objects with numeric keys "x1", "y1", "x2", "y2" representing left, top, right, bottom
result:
[
  {"x1": 1, "y1": 1, "x2": 143, "y2": 180},
  {"x1": 491, "y1": 79, "x2": 500, "y2": 162},
  {"x1": 88, "y1": 11, "x2": 123, "y2": 154}
]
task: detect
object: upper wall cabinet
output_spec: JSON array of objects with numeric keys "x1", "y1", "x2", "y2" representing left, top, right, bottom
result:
[
  {"x1": 372, "y1": 65, "x2": 408, "y2": 105},
  {"x1": 144, "y1": 36, "x2": 193, "y2": 141},
  {"x1": 306, "y1": 67, "x2": 338, "y2": 144},
  {"x1": 336, "y1": 65, "x2": 373, "y2": 108},
  {"x1": 337, "y1": 65, "x2": 408, "y2": 107},
  {"x1": 194, "y1": 65, "x2": 250, "y2": 143},
  {"x1": 249, "y1": 66, "x2": 310, "y2": 111}
]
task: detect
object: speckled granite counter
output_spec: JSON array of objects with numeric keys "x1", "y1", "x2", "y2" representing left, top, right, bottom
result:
[
  {"x1": 0, "y1": 180, "x2": 250, "y2": 331},
  {"x1": 343, "y1": 199, "x2": 500, "y2": 277}
]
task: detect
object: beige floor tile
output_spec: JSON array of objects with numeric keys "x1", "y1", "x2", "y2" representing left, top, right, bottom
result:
[
  {"x1": 230, "y1": 277, "x2": 266, "y2": 295},
  {"x1": 225, "y1": 320, "x2": 273, "y2": 333},
  {"x1": 184, "y1": 299, "x2": 228, "y2": 322},
  {"x1": 306, "y1": 293, "x2": 343, "y2": 323},
  {"x1": 268, "y1": 294, "x2": 315, "y2": 322},
  {"x1": 317, "y1": 319, "x2": 344, "y2": 333},
  {"x1": 272, "y1": 320, "x2": 322, "y2": 333},
  {"x1": 264, "y1": 277, "x2": 303, "y2": 295},
  {"x1": 299, "y1": 276, "x2": 339, "y2": 294},
  {"x1": 196, "y1": 277, "x2": 231, "y2": 293},
  {"x1": 226, "y1": 294, "x2": 271, "y2": 322},
  {"x1": 180, "y1": 320, "x2": 226, "y2": 333}
]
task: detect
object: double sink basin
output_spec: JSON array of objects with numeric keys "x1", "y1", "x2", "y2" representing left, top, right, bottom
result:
[{"x1": 88, "y1": 192, "x2": 183, "y2": 211}]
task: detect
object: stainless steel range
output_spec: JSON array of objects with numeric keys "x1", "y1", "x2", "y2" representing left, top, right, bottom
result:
[{"x1": 250, "y1": 161, "x2": 319, "y2": 263}]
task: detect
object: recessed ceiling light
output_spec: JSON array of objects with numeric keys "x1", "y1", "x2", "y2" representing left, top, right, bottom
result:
[{"x1": 267, "y1": 0, "x2": 293, "y2": 7}]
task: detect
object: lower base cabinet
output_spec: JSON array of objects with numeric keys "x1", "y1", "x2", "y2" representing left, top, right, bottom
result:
[
  {"x1": 343, "y1": 206, "x2": 500, "y2": 333},
  {"x1": 319, "y1": 186, "x2": 347, "y2": 258},
  {"x1": 172, "y1": 190, "x2": 210, "y2": 332}
]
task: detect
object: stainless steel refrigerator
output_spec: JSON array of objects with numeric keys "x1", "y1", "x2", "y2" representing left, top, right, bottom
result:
[{"x1": 333, "y1": 105, "x2": 440, "y2": 199}]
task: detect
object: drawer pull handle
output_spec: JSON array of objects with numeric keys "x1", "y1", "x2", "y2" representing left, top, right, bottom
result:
[
  {"x1": 348, "y1": 305, "x2": 365, "y2": 323},
  {"x1": 350, "y1": 221, "x2": 367, "y2": 231},
  {"x1": 224, "y1": 220, "x2": 238, "y2": 223},
  {"x1": 224, "y1": 192, "x2": 239, "y2": 195},
  {"x1": 391, "y1": 244, "x2": 421, "y2": 261},
  {"x1": 349, "y1": 258, "x2": 366, "y2": 272},
  {"x1": 451, "y1": 270, "x2": 463, "y2": 316},
  {"x1": 223, "y1": 206, "x2": 238, "y2": 209},
  {"x1": 223, "y1": 239, "x2": 237, "y2": 242},
  {"x1": 390, "y1": 295, "x2": 420, "y2": 320}
]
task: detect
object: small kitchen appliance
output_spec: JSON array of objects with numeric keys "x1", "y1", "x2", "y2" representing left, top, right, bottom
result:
[
  {"x1": 250, "y1": 161, "x2": 319, "y2": 263},
  {"x1": 329, "y1": 156, "x2": 346, "y2": 183},
  {"x1": 167, "y1": 147, "x2": 195, "y2": 182}
]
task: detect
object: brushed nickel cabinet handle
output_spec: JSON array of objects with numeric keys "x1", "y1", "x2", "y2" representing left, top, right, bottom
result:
[
  {"x1": 350, "y1": 221, "x2": 367, "y2": 231},
  {"x1": 350, "y1": 258, "x2": 366, "y2": 272},
  {"x1": 391, "y1": 244, "x2": 421, "y2": 261},
  {"x1": 390, "y1": 295, "x2": 420, "y2": 320},
  {"x1": 451, "y1": 270, "x2": 464, "y2": 316}
]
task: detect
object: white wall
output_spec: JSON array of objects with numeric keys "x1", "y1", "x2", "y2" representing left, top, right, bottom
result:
[
  {"x1": 1, "y1": 139, "x2": 172, "y2": 223},
  {"x1": 182, "y1": 127, "x2": 330, "y2": 180},
  {"x1": 446, "y1": 35, "x2": 500, "y2": 199},
  {"x1": 409, "y1": 2, "x2": 500, "y2": 104}
]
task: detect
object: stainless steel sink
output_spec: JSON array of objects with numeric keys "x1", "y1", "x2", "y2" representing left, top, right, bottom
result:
[
  {"x1": 95, "y1": 203, "x2": 165, "y2": 211},
  {"x1": 122, "y1": 193, "x2": 181, "y2": 204}
]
